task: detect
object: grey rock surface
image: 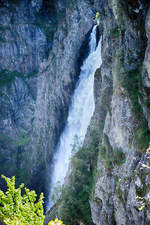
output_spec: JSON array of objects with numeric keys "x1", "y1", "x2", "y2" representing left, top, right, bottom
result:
[
  {"x1": 90, "y1": 0, "x2": 150, "y2": 224},
  {"x1": 0, "y1": 0, "x2": 98, "y2": 198}
]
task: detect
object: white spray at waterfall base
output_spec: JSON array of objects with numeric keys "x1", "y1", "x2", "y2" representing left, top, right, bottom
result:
[{"x1": 47, "y1": 25, "x2": 102, "y2": 210}]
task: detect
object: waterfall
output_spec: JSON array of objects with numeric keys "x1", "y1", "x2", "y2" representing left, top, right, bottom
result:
[{"x1": 47, "y1": 25, "x2": 102, "y2": 210}]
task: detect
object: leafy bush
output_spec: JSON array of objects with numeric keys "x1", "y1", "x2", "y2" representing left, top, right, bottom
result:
[
  {"x1": 94, "y1": 12, "x2": 100, "y2": 24},
  {"x1": 0, "y1": 69, "x2": 38, "y2": 88},
  {"x1": 99, "y1": 145, "x2": 113, "y2": 169},
  {"x1": 48, "y1": 218, "x2": 65, "y2": 225},
  {"x1": 58, "y1": 133, "x2": 99, "y2": 225},
  {"x1": 122, "y1": 66, "x2": 150, "y2": 152},
  {"x1": 99, "y1": 145, "x2": 126, "y2": 169},
  {"x1": 0, "y1": 70, "x2": 22, "y2": 87},
  {"x1": 0, "y1": 175, "x2": 45, "y2": 225}
]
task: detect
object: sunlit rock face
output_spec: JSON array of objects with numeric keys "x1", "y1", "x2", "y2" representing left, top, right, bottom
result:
[
  {"x1": 89, "y1": 1, "x2": 150, "y2": 225},
  {"x1": 45, "y1": 0, "x2": 150, "y2": 224}
]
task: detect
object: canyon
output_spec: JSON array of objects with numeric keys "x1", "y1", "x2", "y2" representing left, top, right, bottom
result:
[{"x1": 0, "y1": 0, "x2": 150, "y2": 224}]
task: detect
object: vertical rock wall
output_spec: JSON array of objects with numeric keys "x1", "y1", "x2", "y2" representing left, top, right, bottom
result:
[
  {"x1": 90, "y1": 0, "x2": 150, "y2": 224},
  {"x1": 0, "y1": 0, "x2": 100, "y2": 199},
  {"x1": 0, "y1": 0, "x2": 48, "y2": 189}
]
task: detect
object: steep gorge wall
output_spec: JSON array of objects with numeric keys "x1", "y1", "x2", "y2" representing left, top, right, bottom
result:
[
  {"x1": 46, "y1": 0, "x2": 150, "y2": 224},
  {"x1": 89, "y1": 0, "x2": 150, "y2": 224},
  {"x1": 0, "y1": 0, "x2": 100, "y2": 199},
  {"x1": 0, "y1": 0, "x2": 48, "y2": 190},
  {"x1": 32, "y1": 0, "x2": 98, "y2": 198}
]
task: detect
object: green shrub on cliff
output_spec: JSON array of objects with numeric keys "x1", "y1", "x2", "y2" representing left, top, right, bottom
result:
[
  {"x1": 94, "y1": 12, "x2": 100, "y2": 25},
  {"x1": 58, "y1": 131, "x2": 99, "y2": 225},
  {"x1": 0, "y1": 175, "x2": 45, "y2": 225}
]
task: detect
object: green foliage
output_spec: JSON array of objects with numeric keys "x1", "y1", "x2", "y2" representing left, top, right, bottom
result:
[
  {"x1": 99, "y1": 145, "x2": 126, "y2": 169},
  {"x1": 0, "y1": 132, "x2": 30, "y2": 149},
  {"x1": 48, "y1": 218, "x2": 65, "y2": 225},
  {"x1": 0, "y1": 70, "x2": 22, "y2": 88},
  {"x1": 0, "y1": 69, "x2": 38, "y2": 88},
  {"x1": 136, "y1": 163, "x2": 150, "y2": 211},
  {"x1": 59, "y1": 133, "x2": 99, "y2": 225},
  {"x1": 16, "y1": 133, "x2": 30, "y2": 147},
  {"x1": 112, "y1": 28, "x2": 120, "y2": 38},
  {"x1": 99, "y1": 145, "x2": 113, "y2": 169},
  {"x1": 122, "y1": 66, "x2": 150, "y2": 152},
  {"x1": 93, "y1": 168, "x2": 103, "y2": 180},
  {"x1": 116, "y1": 187, "x2": 124, "y2": 202},
  {"x1": 0, "y1": 134, "x2": 14, "y2": 145},
  {"x1": 109, "y1": 27, "x2": 120, "y2": 39},
  {"x1": 114, "y1": 52, "x2": 150, "y2": 153},
  {"x1": 0, "y1": 175, "x2": 45, "y2": 225},
  {"x1": 123, "y1": 68, "x2": 142, "y2": 113},
  {"x1": 134, "y1": 127, "x2": 150, "y2": 152},
  {"x1": 50, "y1": 182, "x2": 63, "y2": 203},
  {"x1": 94, "y1": 12, "x2": 100, "y2": 25},
  {"x1": 113, "y1": 148, "x2": 126, "y2": 166},
  {"x1": 136, "y1": 196, "x2": 146, "y2": 211},
  {"x1": 0, "y1": 36, "x2": 5, "y2": 42},
  {"x1": 0, "y1": 26, "x2": 8, "y2": 43},
  {"x1": 70, "y1": 135, "x2": 83, "y2": 158}
]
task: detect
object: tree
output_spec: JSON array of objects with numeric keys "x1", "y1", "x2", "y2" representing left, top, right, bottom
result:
[
  {"x1": 48, "y1": 218, "x2": 65, "y2": 225},
  {"x1": 0, "y1": 175, "x2": 45, "y2": 225}
]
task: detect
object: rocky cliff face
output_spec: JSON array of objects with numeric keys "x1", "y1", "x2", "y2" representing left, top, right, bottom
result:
[
  {"x1": 32, "y1": 0, "x2": 98, "y2": 198},
  {"x1": 0, "y1": 0, "x2": 48, "y2": 191},
  {"x1": 0, "y1": 0, "x2": 99, "y2": 198},
  {"x1": 89, "y1": 0, "x2": 150, "y2": 224},
  {"x1": 46, "y1": 1, "x2": 150, "y2": 224}
]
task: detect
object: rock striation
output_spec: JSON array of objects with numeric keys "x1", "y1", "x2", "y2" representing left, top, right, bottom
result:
[
  {"x1": 0, "y1": 0, "x2": 98, "y2": 198},
  {"x1": 89, "y1": 0, "x2": 150, "y2": 224}
]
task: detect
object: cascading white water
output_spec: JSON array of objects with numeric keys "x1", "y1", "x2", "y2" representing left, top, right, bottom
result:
[{"x1": 47, "y1": 25, "x2": 102, "y2": 210}]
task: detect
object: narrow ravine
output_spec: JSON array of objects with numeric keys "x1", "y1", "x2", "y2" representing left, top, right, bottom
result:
[{"x1": 47, "y1": 25, "x2": 102, "y2": 210}]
